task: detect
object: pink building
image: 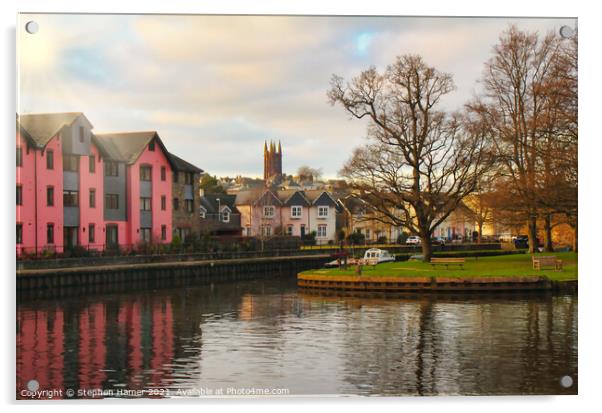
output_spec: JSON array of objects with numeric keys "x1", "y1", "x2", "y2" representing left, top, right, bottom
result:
[
  {"x1": 17, "y1": 113, "x2": 98, "y2": 255},
  {"x1": 94, "y1": 132, "x2": 174, "y2": 247},
  {"x1": 235, "y1": 188, "x2": 338, "y2": 242},
  {"x1": 17, "y1": 113, "x2": 181, "y2": 256}
]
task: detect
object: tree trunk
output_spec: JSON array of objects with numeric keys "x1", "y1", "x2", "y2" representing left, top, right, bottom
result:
[
  {"x1": 544, "y1": 213, "x2": 554, "y2": 252},
  {"x1": 421, "y1": 238, "x2": 433, "y2": 262},
  {"x1": 477, "y1": 221, "x2": 483, "y2": 244},
  {"x1": 572, "y1": 215, "x2": 578, "y2": 252},
  {"x1": 528, "y1": 215, "x2": 538, "y2": 254}
]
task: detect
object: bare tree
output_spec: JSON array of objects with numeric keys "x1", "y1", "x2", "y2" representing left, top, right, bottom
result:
[
  {"x1": 464, "y1": 174, "x2": 497, "y2": 243},
  {"x1": 328, "y1": 55, "x2": 492, "y2": 261},
  {"x1": 469, "y1": 26, "x2": 576, "y2": 253},
  {"x1": 296, "y1": 165, "x2": 323, "y2": 182}
]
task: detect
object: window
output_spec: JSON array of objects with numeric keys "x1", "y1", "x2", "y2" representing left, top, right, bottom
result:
[
  {"x1": 140, "y1": 228, "x2": 152, "y2": 243},
  {"x1": 222, "y1": 211, "x2": 230, "y2": 223},
  {"x1": 263, "y1": 205, "x2": 275, "y2": 218},
  {"x1": 318, "y1": 206, "x2": 329, "y2": 218},
  {"x1": 148, "y1": 141, "x2": 155, "y2": 151},
  {"x1": 79, "y1": 126, "x2": 85, "y2": 143},
  {"x1": 16, "y1": 185, "x2": 22, "y2": 206},
  {"x1": 286, "y1": 225, "x2": 293, "y2": 236},
  {"x1": 291, "y1": 206, "x2": 302, "y2": 218},
  {"x1": 161, "y1": 196, "x2": 166, "y2": 211},
  {"x1": 245, "y1": 226, "x2": 251, "y2": 236},
  {"x1": 89, "y1": 189, "x2": 96, "y2": 208},
  {"x1": 63, "y1": 154, "x2": 79, "y2": 172},
  {"x1": 140, "y1": 165, "x2": 152, "y2": 181},
  {"x1": 185, "y1": 172, "x2": 194, "y2": 184},
  {"x1": 173, "y1": 197, "x2": 180, "y2": 211},
  {"x1": 89, "y1": 155, "x2": 95, "y2": 173},
  {"x1": 161, "y1": 225, "x2": 167, "y2": 241},
  {"x1": 173, "y1": 171, "x2": 179, "y2": 183},
  {"x1": 365, "y1": 229, "x2": 371, "y2": 240},
  {"x1": 185, "y1": 199, "x2": 194, "y2": 213},
  {"x1": 140, "y1": 197, "x2": 152, "y2": 211},
  {"x1": 161, "y1": 166, "x2": 166, "y2": 181},
  {"x1": 47, "y1": 223, "x2": 54, "y2": 244},
  {"x1": 261, "y1": 225, "x2": 272, "y2": 237},
  {"x1": 47, "y1": 186, "x2": 54, "y2": 206},
  {"x1": 105, "y1": 161, "x2": 119, "y2": 177},
  {"x1": 105, "y1": 194, "x2": 119, "y2": 209},
  {"x1": 199, "y1": 207, "x2": 206, "y2": 218},
  {"x1": 17, "y1": 224, "x2": 23, "y2": 244},
  {"x1": 88, "y1": 224, "x2": 95, "y2": 243},
  {"x1": 63, "y1": 191, "x2": 79, "y2": 207},
  {"x1": 46, "y1": 149, "x2": 54, "y2": 170},
  {"x1": 317, "y1": 224, "x2": 327, "y2": 238},
  {"x1": 16, "y1": 147, "x2": 22, "y2": 167}
]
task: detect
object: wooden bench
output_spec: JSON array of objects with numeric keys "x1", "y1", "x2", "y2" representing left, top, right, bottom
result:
[
  {"x1": 430, "y1": 257, "x2": 465, "y2": 270},
  {"x1": 532, "y1": 256, "x2": 563, "y2": 271}
]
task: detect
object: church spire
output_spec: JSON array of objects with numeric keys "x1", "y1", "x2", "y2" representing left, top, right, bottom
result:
[{"x1": 278, "y1": 140, "x2": 282, "y2": 154}]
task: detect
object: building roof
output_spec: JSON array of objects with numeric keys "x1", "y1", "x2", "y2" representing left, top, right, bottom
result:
[
  {"x1": 303, "y1": 190, "x2": 338, "y2": 205},
  {"x1": 234, "y1": 188, "x2": 267, "y2": 206},
  {"x1": 93, "y1": 131, "x2": 176, "y2": 169},
  {"x1": 17, "y1": 112, "x2": 92, "y2": 149},
  {"x1": 167, "y1": 152, "x2": 203, "y2": 173},
  {"x1": 200, "y1": 194, "x2": 237, "y2": 214}
]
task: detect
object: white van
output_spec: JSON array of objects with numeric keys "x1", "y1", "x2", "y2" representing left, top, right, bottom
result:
[{"x1": 363, "y1": 248, "x2": 396, "y2": 263}]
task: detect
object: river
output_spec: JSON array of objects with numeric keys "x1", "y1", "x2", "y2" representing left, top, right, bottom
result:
[{"x1": 16, "y1": 272, "x2": 577, "y2": 398}]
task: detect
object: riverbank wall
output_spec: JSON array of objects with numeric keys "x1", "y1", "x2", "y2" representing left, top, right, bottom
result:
[
  {"x1": 17, "y1": 254, "x2": 332, "y2": 291},
  {"x1": 297, "y1": 273, "x2": 577, "y2": 293}
]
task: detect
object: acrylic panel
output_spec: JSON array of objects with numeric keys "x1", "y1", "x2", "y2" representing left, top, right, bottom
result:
[{"x1": 16, "y1": 13, "x2": 578, "y2": 399}]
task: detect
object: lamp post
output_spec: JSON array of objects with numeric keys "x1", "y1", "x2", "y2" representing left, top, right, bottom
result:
[{"x1": 216, "y1": 198, "x2": 221, "y2": 222}]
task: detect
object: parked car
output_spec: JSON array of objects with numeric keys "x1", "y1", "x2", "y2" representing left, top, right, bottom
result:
[
  {"x1": 405, "y1": 236, "x2": 422, "y2": 245},
  {"x1": 514, "y1": 235, "x2": 529, "y2": 249},
  {"x1": 514, "y1": 235, "x2": 541, "y2": 249},
  {"x1": 432, "y1": 237, "x2": 446, "y2": 246}
]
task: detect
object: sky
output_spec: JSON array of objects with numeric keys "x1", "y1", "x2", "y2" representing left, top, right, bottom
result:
[{"x1": 17, "y1": 14, "x2": 576, "y2": 179}]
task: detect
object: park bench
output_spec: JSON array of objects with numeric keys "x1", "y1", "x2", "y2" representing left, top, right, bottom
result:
[
  {"x1": 430, "y1": 257, "x2": 465, "y2": 270},
  {"x1": 532, "y1": 256, "x2": 563, "y2": 271}
]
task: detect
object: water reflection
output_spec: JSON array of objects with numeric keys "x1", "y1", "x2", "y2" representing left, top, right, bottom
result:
[{"x1": 16, "y1": 276, "x2": 577, "y2": 398}]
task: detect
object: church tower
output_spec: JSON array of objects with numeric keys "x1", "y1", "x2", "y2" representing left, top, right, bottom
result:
[{"x1": 263, "y1": 140, "x2": 283, "y2": 182}]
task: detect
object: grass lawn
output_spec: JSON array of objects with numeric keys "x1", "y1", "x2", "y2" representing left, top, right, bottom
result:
[{"x1": 302, "y1": 252, "x2": 578, "y2": 282}]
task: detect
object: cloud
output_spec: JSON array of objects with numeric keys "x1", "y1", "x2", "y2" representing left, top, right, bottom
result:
[{"x1": 17, "y1": 14, "x2": 576, "y2": 178}]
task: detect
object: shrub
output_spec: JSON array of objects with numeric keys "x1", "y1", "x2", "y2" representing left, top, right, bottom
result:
[
  {"x1": 397, "y1": 232, "x2": 409, "y2": 244},
  {"x1": 347, "y1": 231, "x2": 365, "y2": 245}
]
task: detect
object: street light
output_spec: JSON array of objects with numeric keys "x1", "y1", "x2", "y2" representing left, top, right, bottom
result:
[{"x1": 216, "y1": 198, "x2": 221, "y2": 222}]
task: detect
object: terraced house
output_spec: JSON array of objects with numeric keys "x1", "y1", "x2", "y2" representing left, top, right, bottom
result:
[
  {"x1": 234, "y1": 188, "x2": 338, "y2": 243},
  {"x1": 16, "y1": 112, "x2": 203, "y2": 255},
  {"x1": 16, "y1": 112, "x2": 105, "y2": 255}
]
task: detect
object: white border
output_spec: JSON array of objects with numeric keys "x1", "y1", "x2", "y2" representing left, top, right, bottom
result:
[{"x1": 2, "y1": 1, "x2": 599, "y2": 412}]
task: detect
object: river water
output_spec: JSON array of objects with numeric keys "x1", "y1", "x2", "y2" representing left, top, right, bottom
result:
[{"x1": 16, "y1": 273, "x2": 577, "y2": 398}]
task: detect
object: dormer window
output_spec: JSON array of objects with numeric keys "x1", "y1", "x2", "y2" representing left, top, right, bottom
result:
[
  {"x1": 199, "y1": 207, "x2": 206, "y2": 218},
  {"x1": 291, "y1": 206, "x2": 302, "y2": 218},
  {"x1": 222, "y1": 210, "x2": 230, "y2": 223},
  {"x1": 318, "y1": 206, "x2": 329, "y2": 218},
  {"x1": 263, "y1": 205, "x2": 275, "y2": 218}
]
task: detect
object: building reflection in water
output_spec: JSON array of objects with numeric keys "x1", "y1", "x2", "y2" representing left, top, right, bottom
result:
[
  {"x1": 17, "y1": 294, "x2": 181, "y2": 398},
  {"x1": 16, "y1": 276, "x2": 577, "y2": 398}
]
